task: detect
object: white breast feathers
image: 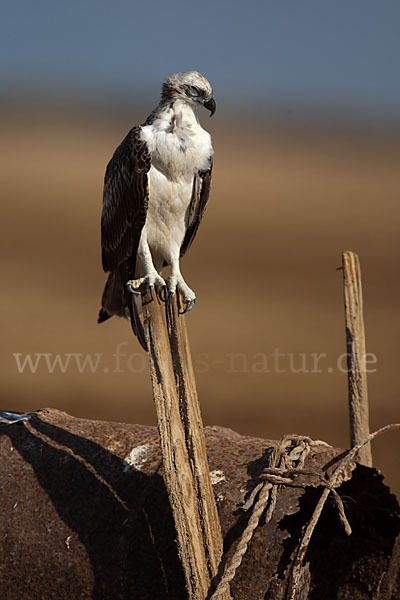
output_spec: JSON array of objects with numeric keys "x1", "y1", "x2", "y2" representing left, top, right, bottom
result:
[{"x1": 140, "y1": 99, "x2": 213, "y2": 181}]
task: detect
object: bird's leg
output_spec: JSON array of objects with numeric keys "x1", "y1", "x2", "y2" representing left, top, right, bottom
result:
[
  {"x1": 166, "y1": 258, "x2": 196, "y2": 314},
  {"x1": 126, "y1": 239, "x2": 166, "y2": 301}
]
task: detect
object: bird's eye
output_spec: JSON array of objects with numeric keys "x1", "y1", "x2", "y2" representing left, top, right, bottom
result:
[{"x1": 186, "y1": 85, "x2": 201, "y2": 97}]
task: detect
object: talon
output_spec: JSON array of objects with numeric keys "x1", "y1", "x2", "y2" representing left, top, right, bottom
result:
[
  {"x1": 158, "y1": 285, "x2": 168, "y2": 303},
  {"x1": 142, "y1": 285, "x2": 155, "y2": 305},
  {"x1": 166, "y1": 290, "x2": 175, "y2": 305},
  {"x1": 126, "y1": 281, "x2": 142, "y2": 295},
  {"x1": 126, "y1": 274, "x2": 166, "y2": 299},
  {"x1": 179, "y1": 298, "x2": 195, "y2": 315}
]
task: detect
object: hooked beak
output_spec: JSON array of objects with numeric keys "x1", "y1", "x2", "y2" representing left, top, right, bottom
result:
[{"x1": 204, "y1": 97, "x2": 216, "y2": 117}]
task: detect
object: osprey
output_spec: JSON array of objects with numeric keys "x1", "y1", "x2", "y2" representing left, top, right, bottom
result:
[{"x1": 98, "y1": 71, "x2": 216, "y2": 349}]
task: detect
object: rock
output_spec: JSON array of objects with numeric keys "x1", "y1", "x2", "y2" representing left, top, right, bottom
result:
[{"x1": 0, "y1": 409, "x2": 398, "y2": 599}]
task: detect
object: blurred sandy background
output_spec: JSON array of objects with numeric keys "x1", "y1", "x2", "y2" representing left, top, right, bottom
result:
[{"x1": 1, "y1": 1, "x2": 399, "y2": 494}]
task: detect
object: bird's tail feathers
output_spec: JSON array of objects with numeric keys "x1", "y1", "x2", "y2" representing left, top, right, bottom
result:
[
  {"x1": 97, "y1": 308, "x2": 111, "y2": 323},
  {"x1": 99, "y1": 270, "x2": 148, "y2": 351},
  {"x1": 99, "y1": 272, "x2": 127, "y2": 318}
]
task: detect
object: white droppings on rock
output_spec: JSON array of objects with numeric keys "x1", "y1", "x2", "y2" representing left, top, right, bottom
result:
[
  {"x1": 210, "y1": 469, "x2": 225, "y2": 485},
  {"x1": 65, "y1": 536, "x2": 71, "y2": 550},
  {"x1": 123, "y1": 443, "x2": 151, "y2": 472}
]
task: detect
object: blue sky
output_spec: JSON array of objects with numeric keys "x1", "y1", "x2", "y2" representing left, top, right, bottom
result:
[{"x1": 2, "y1": 0, "x2": 400, "y2": 119}]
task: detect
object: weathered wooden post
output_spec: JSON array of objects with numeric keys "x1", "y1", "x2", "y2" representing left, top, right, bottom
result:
[
  {"x1": 0, "y1": 258, "x2": 399, "y2": 598},
  {"x1": 341, "y1": 251, "x2": 373, "y2": 466},
  {"x1": 141, "y1": 294, "x2": 230, "y2": 600}
]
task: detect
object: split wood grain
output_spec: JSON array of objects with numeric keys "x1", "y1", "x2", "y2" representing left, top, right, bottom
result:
[
  {"x1": 342, "y1": 251, "x2": 372, "y2": 466},
  {"x1": 141, "y1": 295, "x2": 230, "y2": 600}
]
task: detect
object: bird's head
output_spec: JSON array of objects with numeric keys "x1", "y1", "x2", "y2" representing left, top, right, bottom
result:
[{"x1": 161, "y1": 71, "x2": 216, "y2": 116}]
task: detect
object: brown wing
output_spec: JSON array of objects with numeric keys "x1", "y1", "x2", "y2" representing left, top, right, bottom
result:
[
  {"x1": 180, "y1": 158, "x2": 213, "y2": 258},
  {"x1": 101, "y1": 126, "x2": 151, "y2": 278}
]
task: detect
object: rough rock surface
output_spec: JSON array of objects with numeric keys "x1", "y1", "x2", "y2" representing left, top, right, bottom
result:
[{"x1": 0, "y1": 409, "x2": 398, "y2": 599}]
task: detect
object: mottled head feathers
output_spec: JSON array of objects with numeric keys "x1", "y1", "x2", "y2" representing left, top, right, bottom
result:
[{"x1": 161, "y1": 71, "x2": 213, "y2": 103}]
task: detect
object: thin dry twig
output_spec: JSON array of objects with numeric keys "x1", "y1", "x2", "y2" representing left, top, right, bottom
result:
[
  {"x1": 286, "y1": 423, "x2": 400, "y2": 599},
  {"x1": 211, "y1": 423, "x2": 399, "y2": 600},
  {"x1": 209, "y1": 435, "x2": 322, "y2": 600}
]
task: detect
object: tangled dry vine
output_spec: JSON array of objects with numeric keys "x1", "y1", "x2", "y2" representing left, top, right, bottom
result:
[{"x1": 210, "y1": 424, "x2": 400, "y2": 600}]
